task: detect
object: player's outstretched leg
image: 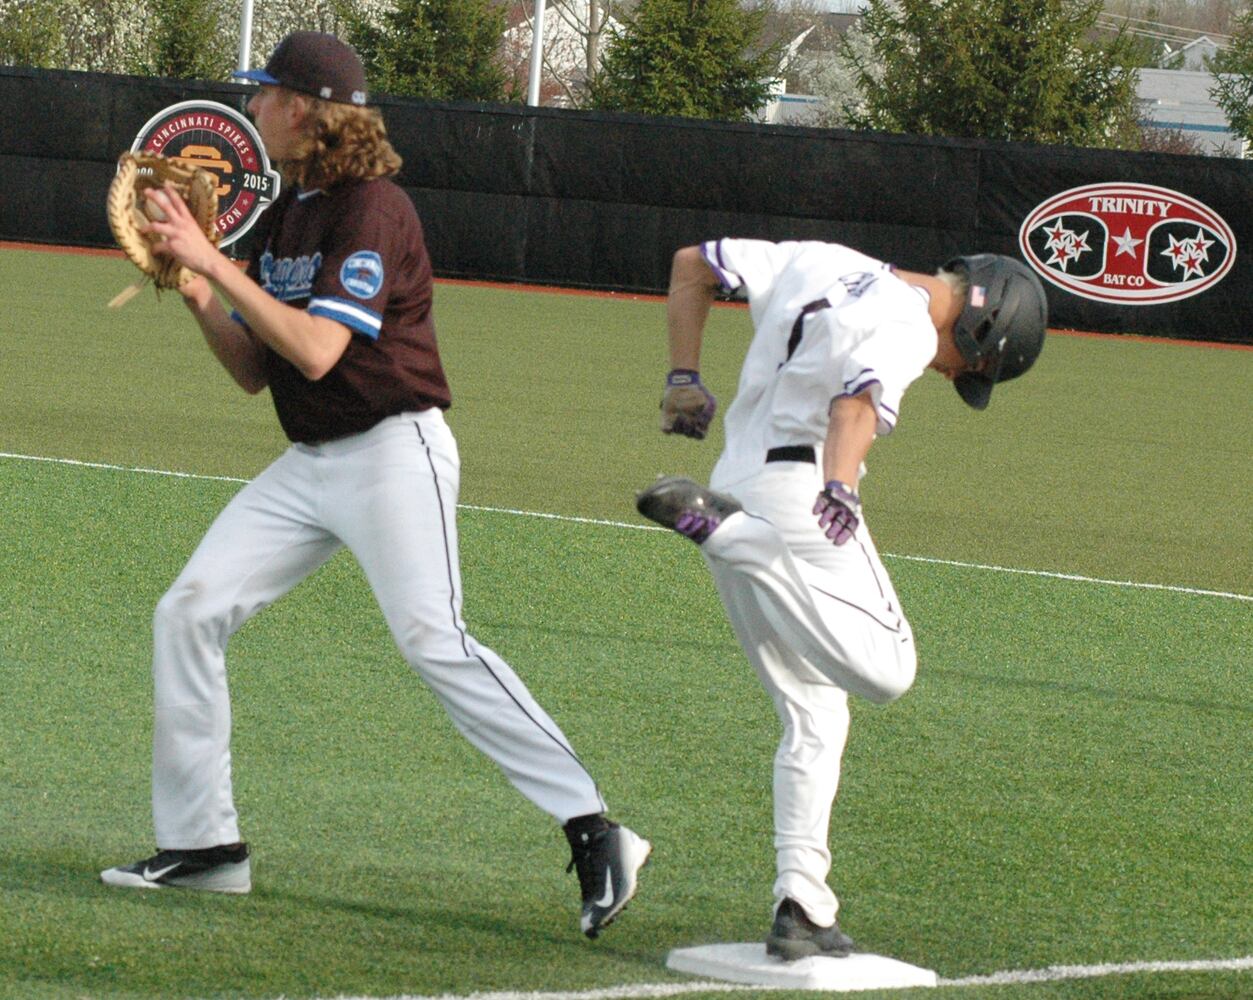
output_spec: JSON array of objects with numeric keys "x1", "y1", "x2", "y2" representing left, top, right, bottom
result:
[
  {"x1": 564, "y1": 815, "x2": 652, "y2": 938},
  {"x1": 766, "y1": 898, "x2": 855, "y2": 960},
  {"x1": 100, "y1": 843, "x2": 251, "y2": 894},
  {"x1": 635, "y1": 476, "x2": 742, "y2": 543}
]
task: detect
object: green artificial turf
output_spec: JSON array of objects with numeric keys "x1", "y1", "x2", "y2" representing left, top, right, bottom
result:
[{"x1": 1, "y1": 247, "x2": 1249, "y2": 1000}]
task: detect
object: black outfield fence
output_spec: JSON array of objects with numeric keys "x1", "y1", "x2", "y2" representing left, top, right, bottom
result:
[{"x1": 3, "y1": 65, "x2": 1250, "y2": 343}]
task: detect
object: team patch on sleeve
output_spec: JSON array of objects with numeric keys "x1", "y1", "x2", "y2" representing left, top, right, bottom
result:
[{"x1": 339, "y1": 251, "x2": 385, "y2": 300}]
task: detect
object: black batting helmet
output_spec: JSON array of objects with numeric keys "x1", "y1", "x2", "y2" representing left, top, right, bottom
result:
[{"x1": 943, "y1": 254, "x2": 1048, "y2": 410}]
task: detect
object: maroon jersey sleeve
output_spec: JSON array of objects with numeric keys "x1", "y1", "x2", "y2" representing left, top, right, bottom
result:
[{"x1": 305, "y1": 185, "x2": 408, "y2": 340}]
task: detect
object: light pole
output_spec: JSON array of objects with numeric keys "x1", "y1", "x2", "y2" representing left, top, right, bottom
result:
[
  {"x1": 526, "y1": 0, "x2": 548, "y2": 105},
  {"x1": 236, "y1": 0, "x2": 255, "y2": 73}
]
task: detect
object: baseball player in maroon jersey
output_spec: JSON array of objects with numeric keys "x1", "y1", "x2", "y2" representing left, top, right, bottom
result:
[
  {"x1": 99, "y1": 32, "x2": 650, "y2": 939},
  {"x1": 637, "y1": 240, "x2": 1046, "y2": 958}
]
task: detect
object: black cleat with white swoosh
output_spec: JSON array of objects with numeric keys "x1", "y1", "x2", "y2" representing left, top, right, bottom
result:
[
  {"x1": 100, "y1": 843, "x2": 251, "y2": 894},
  {"x1": 566, "y1": 822, "x2": 651, "y2": 938}
]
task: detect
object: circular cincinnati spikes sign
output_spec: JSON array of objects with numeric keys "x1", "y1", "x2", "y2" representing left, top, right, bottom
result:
[
  {"x1": 131, "y1": 100, "x2": 280, "y2": 248},
  {"x1": 1018, "y1": 182, "x2": 1236, "y2": 305}
]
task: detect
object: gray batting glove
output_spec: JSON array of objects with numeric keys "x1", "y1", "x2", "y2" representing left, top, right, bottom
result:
[
  {"x1": 661, "y1": 369, "x2": 717, "y2": 439},
  {"x1": 813, "y1": 480, "x2": 861, "y2": 545}
]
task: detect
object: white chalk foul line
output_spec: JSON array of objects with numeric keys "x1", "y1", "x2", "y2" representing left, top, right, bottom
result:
[
  {"x1": 3, "y1": 450, "x2": 1249, "y2": 603},
  {"x1": 459, "y1": 503, "x2": 658, "y2": 532},
  {"x1": 886, "y1": 552, "x2": 1253, "y2": 602},
  {"x1": 0, "y1": 451, "x2": 250, "y2": 484},
  {"x1": 937, "y1": 953, "x2": 1253, "y2": 987},
  {"x1": 260, "y1": 953, "x2": 1253, "y2": 999}
]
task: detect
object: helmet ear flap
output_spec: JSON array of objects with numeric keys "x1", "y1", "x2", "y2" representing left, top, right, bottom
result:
[{"x1": 954, "y1": 371, "x2": 993, "y2": 410}]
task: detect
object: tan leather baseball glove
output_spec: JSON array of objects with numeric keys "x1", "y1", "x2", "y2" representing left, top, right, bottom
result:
[{"x1": 106, "y1": 151, "x2": 219, "y2": 306}]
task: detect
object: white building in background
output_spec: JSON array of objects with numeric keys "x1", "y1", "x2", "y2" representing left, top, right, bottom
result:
[
  {"x1": 1169, "y1": 36, "x2": 1221, "y2": 71},
  {"x1": 1138, "y1": 68, "x2": 1247, "y2": 157}
]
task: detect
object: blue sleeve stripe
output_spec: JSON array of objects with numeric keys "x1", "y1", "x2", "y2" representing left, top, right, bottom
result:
[{"x1": 308, "y1": 296, "x2": 383, "y2": 339}]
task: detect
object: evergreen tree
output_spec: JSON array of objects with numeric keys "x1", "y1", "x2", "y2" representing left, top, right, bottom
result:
[
  {"x1": 588, "y1": 0, "x2": 782, "y2": 122},
  {"x1": 842, "y1": 0, "x2": 1142, "y2": 148},
  {"x1": 129, "y1": 0, "x2": 235, "y2": 80},
  {"x1": 1208, "y1": 5, "x2": 1253, "y2": 149},
  {"x1": 337, "y1": 0, "x2": 509, "y2": 101}
]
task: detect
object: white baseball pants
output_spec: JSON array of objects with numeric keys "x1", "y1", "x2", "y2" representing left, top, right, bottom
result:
[
  {"x1": 150, "y1": 409, "x2": 606, "y2": 849},
  {"x1": 705, "y1": 461, "x2": 917, "y2": 925}
]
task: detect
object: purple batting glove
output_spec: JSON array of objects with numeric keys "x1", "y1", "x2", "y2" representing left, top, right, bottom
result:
[{"x1": 813, "y1": 480, "x2": 861, "y2": 545}]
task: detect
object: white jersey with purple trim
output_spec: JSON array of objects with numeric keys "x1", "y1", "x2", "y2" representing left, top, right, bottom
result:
[
  {"x1": 701, "y1": 238, "x2": 936, "y2": 488},
  {"x1": 678, "y1": 237, "x2": 927, "y2": 929}
]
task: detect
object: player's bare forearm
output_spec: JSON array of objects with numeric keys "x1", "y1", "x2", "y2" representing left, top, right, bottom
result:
[
  {"x1": 145, "y1": 188, "x2": 347, "y2": 381},
  {"x1": 823, "y1": 392, "x2": 877, "y2": 487},
  {"x1": 199, "y1": 252, "x2": 351, "y2": 381},
  {"x1": 180, "y1": 277, "x2": 268, "y2": 393},
  {"x1": 666, "y1": 246, "x2": 718, "y2": 370}
]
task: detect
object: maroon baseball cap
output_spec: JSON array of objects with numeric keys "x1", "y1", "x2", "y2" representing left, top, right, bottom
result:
[{"x1": 234, "y1": 31, "x2": 368, "y2": 106}]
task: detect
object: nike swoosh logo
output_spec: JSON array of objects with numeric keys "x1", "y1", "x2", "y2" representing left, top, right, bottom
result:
[
  {"x1": 143, "y1": 862, "x2": 181, "y2": 881},
  {"x1": 593, "y1": 869, "x2": 615, "y2": 908}
]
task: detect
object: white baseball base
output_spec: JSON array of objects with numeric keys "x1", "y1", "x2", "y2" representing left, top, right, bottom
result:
[{"x1": 666, "y1": 943, "x2": 939, "y2": 991}]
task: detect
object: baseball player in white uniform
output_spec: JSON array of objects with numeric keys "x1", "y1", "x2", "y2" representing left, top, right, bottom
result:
[
  {"x1": 637, "y1": 238, "x2": 1047, "y2": 958},
  {"x1": 99, "y1": 31, "x2": 650, "y2": 940}
]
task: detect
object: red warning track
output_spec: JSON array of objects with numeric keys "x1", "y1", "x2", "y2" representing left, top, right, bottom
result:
[{"x1": 4, "y1": 240, "x2": 1249, "y2": 352}]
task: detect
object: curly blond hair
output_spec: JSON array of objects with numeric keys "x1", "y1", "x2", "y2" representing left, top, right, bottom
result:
[{"x1": 280, "y1": 94, "x2": 403, "y2": 190}]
